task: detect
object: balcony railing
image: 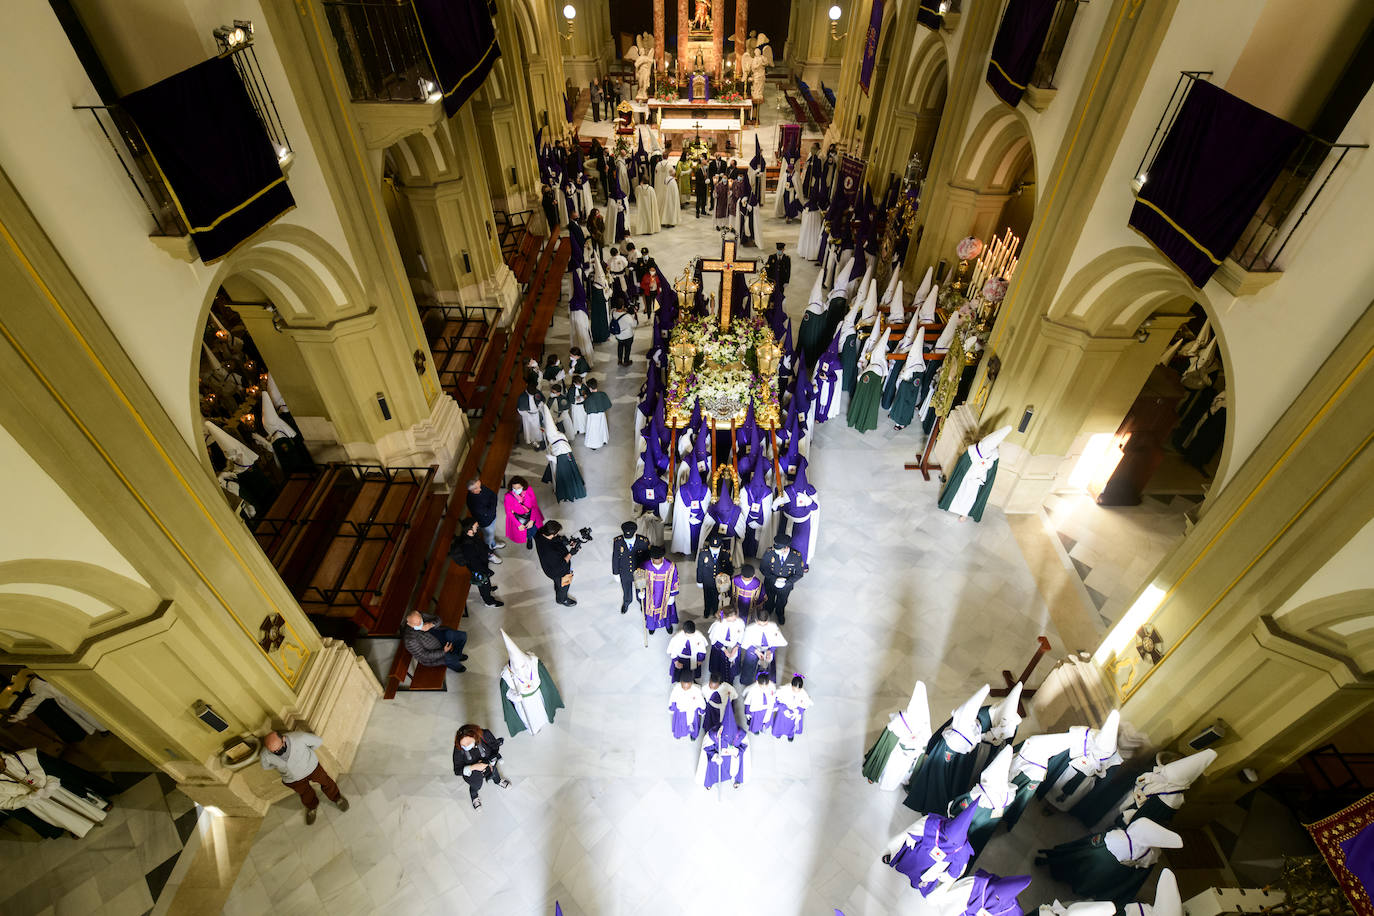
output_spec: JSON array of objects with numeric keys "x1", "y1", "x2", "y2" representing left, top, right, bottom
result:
[
  {"x1": 74, "y1": 41, "x2": 293, "y2": 240},
  {"x1": 322, "y1": 0, "x2": 439, "y2": 103},
  {"x1": 1136, "y1": 71, "x2": 1367, "y2": 274},
  {"x1": 1029, "y1": 0, "x2": 1086, "y2": 90}
]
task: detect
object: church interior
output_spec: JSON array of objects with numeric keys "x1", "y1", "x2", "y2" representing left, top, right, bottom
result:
[{"x1": 1, "y1": 0, "x2": 1373, "y2": 913}]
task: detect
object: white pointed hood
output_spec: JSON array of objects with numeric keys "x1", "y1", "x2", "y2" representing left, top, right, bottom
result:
[
  {"x1": 1014, "y1": 732, "x2": 1077, "y2": 779},
  {"x1": 934, "y1": 309, "x2": 964, "y2": 351},
  {"x1": 205, "y1": 421, "x2": 257, "y2": 467},
  {"x1": 913, "y1": 266, "x2": 933, "y2": 304},
  {"x1": 976, "y1": 425, "x2": 1014, "y2": 456},
  {"x1": 1109, "y1": 817, "x2": 1183, "y2": 859},
  {"x1": 889, "y1": 280, "x2": 906, "y2": 324},
  {"x1": 897, "y1": 308, "x2": 923, "y2": 353},
  {"x1": 201, "y1": 341, "x2": 222, "y2": 371},
  {"x1": 839, "y1": 299, "x2": 862, "y2": 340},
  {"x1": 501, "y1": 629, "x2": 538, "y2": 682},
  {"x1": 1092, "y1": 709, "x2": 1121, "y2": 758},
  {"x1": 1151, "y1": 869, "x2": 1182, "y2": 916},
  {"x1": 918, "y1": 286, "x2": 939, "y2": 324},
  {"x1": 1155, "y1": 748, "x2": 1217, "y2": 791},
  {"x1": 944, "y1": 684, "x2": 990, "y2": 752},
  {"x1": 1041, "y1": 902, "x2": 1118, "y2": 916},
  {"x1": 261, "y1": 392, "x2": 297, "y2": 439},
  {"x1": 975, "y1": 744, "x2": 1016, "y2": 809},
  {"x1": 806, "y1": 270, "x2": 826, "y2": 313},
  {"x1": 860, "y1": 279, "x2": 878, "y2": 322},
  {"x1": 903, "y1": 680, "x2": 931, "y2": 738},
  {"x1": 986, "y1": 682, "x2": 1023, "y2": 742},
  {"x1": 831, "y1": 256, "x2": 855, "y2": 298},
  {"x1": 851, "y1": 260, "x2": 873, "y2": 302},
  {"x1": 592, "y1": 252, "x2": 610, "y2": 290},
  {"x1": 879, "y1": 270, "x2": 900, "y2": 307},
  {"x1": 540, "y1": 403, "x2": 568, "y2": 448},
  {"x1": 266, "y1": 372, "x2": 287, "y2": 410}
]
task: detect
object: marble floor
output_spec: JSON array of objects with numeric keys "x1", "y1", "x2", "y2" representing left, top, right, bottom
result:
[{"x1": 215, "y1": 122, "x2": 1111, "y2": 915}]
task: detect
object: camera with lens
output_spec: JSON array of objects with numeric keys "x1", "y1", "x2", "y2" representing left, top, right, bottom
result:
[{"x1": 565, "y1": 526, "x2": 594, "y2": 555}]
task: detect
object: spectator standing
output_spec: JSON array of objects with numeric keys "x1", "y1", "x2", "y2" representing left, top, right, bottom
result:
[
  {"x1": 450, "y1": 518, "x2": 505, "y2": 607},
  {"x1": 535, "y1": 520, "x2": 578, "y2": 606},
  {"x1": 612, "y1": 302, "x2": 636, "y2": 366},
  {"x1": 453, "y1": 724, "x2": 509, "y2": 810},
  {"x1": 403, "y1": 610, "x2": 468, "y2": 673},
  {"x1": 590, "y1": 80, "x2": 603, "y2": 121},
  {"x1": 465, "y1": 477, "x2": 506, "y2": 554},
  {"x1": 503, "y1": 476, "x2": 544, "y2": 551},
  {"x1": 260, "y1": 730, "x2": 349, "y2": 825}
]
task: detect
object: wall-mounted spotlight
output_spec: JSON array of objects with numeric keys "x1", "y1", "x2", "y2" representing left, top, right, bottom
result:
[
  {"x1": 562, "y1": 4, "x2": 577, "y2": 41},
  {"x1": 213, "y1": 20, "x2": 253, "y2": 53}
]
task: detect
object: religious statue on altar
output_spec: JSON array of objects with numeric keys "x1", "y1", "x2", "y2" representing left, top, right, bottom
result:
[
  {"x1": 691, "y1": 0, "x2": 712, "y2": 31},
  {"x1": 626, "y1": 34, "x2": 655, "y2": 101}
]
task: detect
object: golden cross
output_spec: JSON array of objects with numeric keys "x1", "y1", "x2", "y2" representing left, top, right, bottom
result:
[{"x1": 699, "y1": 238, "x2": 758, "y2": 330}]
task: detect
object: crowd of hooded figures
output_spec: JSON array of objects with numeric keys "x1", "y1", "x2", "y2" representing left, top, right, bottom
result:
[{"x1": 861, "y1": 677, "x2": 1219, "y2": 915}]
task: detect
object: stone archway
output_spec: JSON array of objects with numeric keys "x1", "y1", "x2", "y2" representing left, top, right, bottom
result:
[{"x1": 0, "y1": 559, "x2": 161, "y2": 655}]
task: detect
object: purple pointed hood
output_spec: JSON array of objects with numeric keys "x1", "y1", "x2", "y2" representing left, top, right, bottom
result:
[
  {"x1": 639, "y1": 363, "x2": 661, "y2": 417},
  {"x1": 751, "y1": 135, "x2": 765, "y2": 172},
  {"x1": 945, "y1": 798, "x2": 979, "y2": 846},
  {"x1": 786, "y1": 455, "x2": 816, "y2": 501},
  {"x1": 693, "y1": 412, "x2": 712, "y2": 463},
  {"x1": 744, "y1": 460, "x2": 771, "y2": 501},
  {"x1": 679, "y1": 456, "x2": 708, "y2": 501},
  {"x1": 569, "y1": 270, "x2": 587, "y2": 312},
  {"x1": 767, "y1": 284, "x2": 788, "y2": 339},
  {"x1": 719, "y1": 697, "x2": 745, "y2": 746},
  {"x1": 791, "y1": 363, "x2": 813, "y2": 413}
]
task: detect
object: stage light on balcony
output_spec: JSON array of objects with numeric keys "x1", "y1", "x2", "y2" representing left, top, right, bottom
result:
[
  {"x1": 939, "y1": 1, "x2": 949, "y2": 12},
  {"x1": 1133, "y1": 172, "x2": 1148, "y2": 193},
  {"x1": 213, "y1": 24, "x2": 250, "y2": 51},
  {"x1": 419, "y1": 78, "x2": 442, "y2": 103}
]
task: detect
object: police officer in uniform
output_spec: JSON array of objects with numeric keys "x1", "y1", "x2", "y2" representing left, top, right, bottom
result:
[
  {"x1": 760, "y1": 534, "x2": 806, "y2": 625},
  {"x1": 765, "y1": 242, "x2": 791, "y2": 293},
  {"x1": 695, "y1": 533, "x2": 735, "y2": 619},
  {"x1": 611, "y1": 520, "x2": 651, "y2": 613}
]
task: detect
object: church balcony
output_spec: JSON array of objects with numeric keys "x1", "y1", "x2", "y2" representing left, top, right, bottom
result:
[
  {"x1": 322, "y1": 0, "x2": 440, "y2": 104},
  {"x1": 73, "y1": 41, "x2": 294, "y2": 263},
  {"x1": 1132, "y1": 71, "x2": 1368, "y2": 296},
  {"x1": 1023, "y1": 0, "x2": 1086, "y2": 112}
]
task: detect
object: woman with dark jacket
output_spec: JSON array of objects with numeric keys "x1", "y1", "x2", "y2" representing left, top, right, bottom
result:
[
  {"x1": 449, "y1": 518, "x2": 504, "y2": 607},
  {"x1": 453, "y1": 724, "x2": 509, "y2": 809}
]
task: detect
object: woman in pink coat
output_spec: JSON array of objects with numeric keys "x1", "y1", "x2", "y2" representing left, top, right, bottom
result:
[{"x1": 503, "y1": 476, "x2": 545, "y2": 550}]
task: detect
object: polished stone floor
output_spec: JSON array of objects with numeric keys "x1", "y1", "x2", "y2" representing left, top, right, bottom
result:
[{"x1": 213, "y1": 111, "x2": 1108, "y2": 915}]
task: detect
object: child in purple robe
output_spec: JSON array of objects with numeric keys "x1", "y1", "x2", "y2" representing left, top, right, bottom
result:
[
  {"x1": 668, "y1": 669, "x2": 706, "y2": 739},
  {"x1": 771, "y1": 674, "x2": 813, "y2": 741},
  {"x1": 638, "y1": 545, "x2": 680, "y2": 635},
  {"x1": 732, "y1": 565, "x2": 764, "y2": 619},
  {"x1": 703, "y1": 674, "x2": 739, "y2": 733},
  {"x1": 666, "y1": 619, "x2": 708, "y2": 681},
  {"x1": 881, "y1": 804, "x2": 979, "y2": 895},
  {"x1": 708, "y1": 605, "x2": 745, "y2": 684},
  {"x1": 742, "y1": 609, "x2": 787, "y2": 685},
  {"x1": 741, "y1": 672, "x2": 776, "y2": 733}
]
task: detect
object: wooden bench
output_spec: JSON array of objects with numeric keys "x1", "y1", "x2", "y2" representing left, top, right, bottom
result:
[{"x1": 383, "y1": 228, "x2": 568, "y2": 698}]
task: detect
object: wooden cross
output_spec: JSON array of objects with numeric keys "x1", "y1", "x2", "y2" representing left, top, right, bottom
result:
[{"x1": 699, "y1": 238, "x2": 758, "y2": 330}]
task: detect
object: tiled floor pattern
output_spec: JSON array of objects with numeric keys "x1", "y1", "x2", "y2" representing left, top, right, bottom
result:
[
  {"x1": 0, "y1": 772, "x2": 198, "y2": 915},
  {"x1": 217, "y1": 99, "x2": 1110, "y2": 916}
]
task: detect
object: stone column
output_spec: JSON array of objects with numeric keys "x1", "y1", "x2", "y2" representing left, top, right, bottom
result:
[
  {"x1": 654, "y1": 0, "x2": 666, "y2": 71},
  {"x1": 735, "y1": 0, "x2": 748, "y2": 72},
  {"x1": 712, "y1": 0, "x2": 725, "y2": 78},
  {"x1": 678, "y1": 0, "x2": 689, "y2": 75}
]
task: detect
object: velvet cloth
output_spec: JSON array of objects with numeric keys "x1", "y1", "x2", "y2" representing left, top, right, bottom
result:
[
  {"x1": 986, "y1": 0, "x2": 1059, "y2": 107},
  {"x1": 120, "y1": 55, "x2": 294, "y2": 263},
  {"x1": 1129, "y1": 79, "x2": 1303, "y2": 287},
  {"x1": 413, "y1": 0, "x2": 501, "y2": 117}
]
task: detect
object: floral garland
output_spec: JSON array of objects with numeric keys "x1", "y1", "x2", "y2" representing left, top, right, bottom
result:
[{"x1": 667, "y1": 313, "x2": 780, "y2": 419}]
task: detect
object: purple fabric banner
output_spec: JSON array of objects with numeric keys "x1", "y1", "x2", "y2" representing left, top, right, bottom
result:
[
  {"x1": 825, "y1": 154, "x2": 867, "y2": 224},
  {"x1": 1128, "y1": 79, "x2": 1303, "y2": 287},
  {"x1": 859, "y1": 0, "x2": 884, "y2": 96},
  {"x1": 986, "y1": 0, "x2": 1058, "y2": 107}
]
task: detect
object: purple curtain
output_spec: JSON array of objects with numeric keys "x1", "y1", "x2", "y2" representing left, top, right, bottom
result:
[
  {"x1": 1129, "y1": 80, "x2": 1303, "y2": 287},
  {"x1": 986, "y1": 0, "x2": 1058, "y2": 106},
  {"x1": 121, "y1": 56, "x2": 294, "y2": 263},
  {"x1": 412, "y1": 0, "x2": 500, "y2": 117},
  {"x1": 859, "y1": 0, "x2": 885, "y2": 96}
]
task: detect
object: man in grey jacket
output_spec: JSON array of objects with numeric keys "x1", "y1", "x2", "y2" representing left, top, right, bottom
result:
[
  {"x1": 403, "y1": 610, "x2": 469, "y2": 672},
  {"x1": 260, "y1": 730, "x2": 349, "y2": 825}
]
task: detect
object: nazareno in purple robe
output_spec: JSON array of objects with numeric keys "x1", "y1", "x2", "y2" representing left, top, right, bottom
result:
[
  {"x1": 640, "y1": 557, "x2": 679, "y2": 631},
  {"x1": 669, "y1": 689, "x2": 703, "y2": 739},
  {"x1": 951, "y1": 872, "x2": 1032, "y2": 916},
  {"x1": 888, "y1": 804, "x2": 978, "y2": 894},
  {"x1": 779, "y1": 457, "x2": 820, "y2": 563}
]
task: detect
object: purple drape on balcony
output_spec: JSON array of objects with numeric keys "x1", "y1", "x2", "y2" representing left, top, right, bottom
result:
[
  {"x1": 916, "y1": 0, "x2": 943, "y2": 30},
  {"x1": 1129, "y1": 80, "x2": 1303, "y2": 287},
  {"x1": 121, "y1": 55, "x2": 294, "y2": 263},
  {"x1": 986, "y1": 0, "x2": 1058, "y2": 106},
  {"x1": 412, "y1": 0, "x2": 500, "y2": 117}
]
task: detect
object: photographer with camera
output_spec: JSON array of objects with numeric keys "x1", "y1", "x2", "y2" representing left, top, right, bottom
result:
[
  {"x1": 450, "y1": 517, "x2": 504, "y2": 607},
  {"x1": 453, "y1": 724, "x2": 509, "y2": 810},
  {"x1": 535, "y1": 520, "x2": 579, "y2": 606}
]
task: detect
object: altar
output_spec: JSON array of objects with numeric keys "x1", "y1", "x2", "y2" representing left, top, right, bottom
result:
[{"x1": 649, "y1": 98, "x2": 753, "y2": 152}]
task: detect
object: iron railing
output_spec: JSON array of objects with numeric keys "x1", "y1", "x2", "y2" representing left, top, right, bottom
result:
[
  {"x1": 74, "y1": 41, "x2": 292, "y2": 239},
  {"x1": 75, "y1": 103, "x2": 188, "y2": 237},
  {"x1": 1030, "y1": 0, "x2": 1087, "y2": 90},
  {"x1": 1136, "y1": 71, "x2": 1367, "y2": 273},
  {"x1": 322, "y1": 0, "x2": 438, "y2": 103}
]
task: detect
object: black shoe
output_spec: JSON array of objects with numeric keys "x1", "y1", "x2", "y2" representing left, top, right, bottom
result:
[
  {"x1": 452, "y1": 664, "x2": 467, "y2": 673},
  {"x1": 666, "y1": 625, "x2": 674, "y2": 635},
  {"x1": 458, "y1": 653, "x2": 470, "y2": 660},
  {"x1": 788, "y1": 736, "x2": 794, "y2": 742},
  {"x1": 621, "y1": 604, "x2": 629, "y2": 614},
  {"x1": 559, "y1": 598, "x2": 578, "y2": 606},
  {"x1": 486, "y1": 599, "x2": 505, "y2": 607}
]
